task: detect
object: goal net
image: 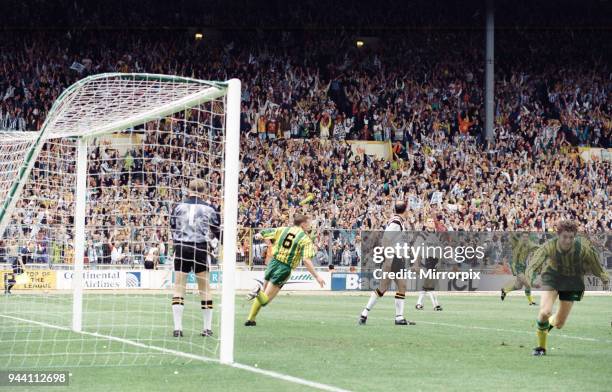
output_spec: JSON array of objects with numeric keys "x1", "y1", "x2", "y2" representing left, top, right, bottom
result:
[{"x1": 0, "y1": 73, "x2": 240, "y2": 367}]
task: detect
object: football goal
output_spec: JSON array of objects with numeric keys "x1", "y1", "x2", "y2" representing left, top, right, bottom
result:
[{"x1": 0, "y1": 73, "x2": 240, "y2": 366}]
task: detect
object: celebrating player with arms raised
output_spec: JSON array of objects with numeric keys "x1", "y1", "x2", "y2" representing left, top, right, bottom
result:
[
  {"x1": 244, "y1": 213, "x2": 325, "y2": 326},
  {"x1": 527, "y1": 221, "x2": 609, "y2": 356}
]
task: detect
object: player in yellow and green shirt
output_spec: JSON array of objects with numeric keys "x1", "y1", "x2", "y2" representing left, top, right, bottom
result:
[
  {"x1": 526, "y1": 221, "x2": 609, "y2": 356},
  {"x1": 244, "y1": 214, "x2": 325, "y2": 326},
  {"x1": 500, "y1": 233, "x2": 540, "y2": 305}
]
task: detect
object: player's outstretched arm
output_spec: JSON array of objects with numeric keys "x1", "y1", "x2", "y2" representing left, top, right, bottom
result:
[
  {"x1": 303, "y1": 258, "x2": 325, "y2": 288},
  {"x1": 582, "y1": 240, "x2": 609, "y2": 288},
  {"x1": 254, "y1": 227, "x2": 282, "y2": 245}
]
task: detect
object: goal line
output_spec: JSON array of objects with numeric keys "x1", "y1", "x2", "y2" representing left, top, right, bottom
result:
[{"x1": 0, "y1": 314, "x2": 351, "y2": 392}]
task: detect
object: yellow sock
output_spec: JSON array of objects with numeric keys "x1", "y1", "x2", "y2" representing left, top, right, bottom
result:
[
  {"x1": 536, "y1": 319, "x2": 550, "y2": 349},
  {"x1": 257, "y1": 291, "x2": 269, "y2": 306},
  {"x1": 247, "y1": 300, "x2": 262, "y2": 321},
  {"x1": 526, "y1": 294, "x2": 534, "y2": 303},
  {"x1": 502, "y1": 283, "x2": 515, "y2": 293},
  {"x1": 536, "y1": 329, "x2": 548, "y2": 348},
  {"x1": 247, "y1": 291, "x2": 270, "y2": 321}
]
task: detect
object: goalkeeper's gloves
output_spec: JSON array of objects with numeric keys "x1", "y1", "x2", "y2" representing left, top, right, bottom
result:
[
  {"x1": 208, "y1": 238, "x2": 219, "y2": 258},
  {"x1": 209, "y1": 238, "x2": 219, "y2": 252}
]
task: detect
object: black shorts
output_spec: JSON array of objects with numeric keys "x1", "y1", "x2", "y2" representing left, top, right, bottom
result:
[
  {"x1": 541, "y1": 271, "x2": 585, "y2": 302},
  {"x1": 173, "y1": 242, "x2": 209, "y2": 273},
  {"x1": 558, "y1": 290, "x2": 584, "y2": 302},
  {"x1": 422, "y1": 279, "x2": 436, "y2": 291},
  {"x1": 382, "y1": 258, "x2": 405, "y2": 273},
  {"x1": 144, "y1": 260, "x2": 155, "y2": 270}
]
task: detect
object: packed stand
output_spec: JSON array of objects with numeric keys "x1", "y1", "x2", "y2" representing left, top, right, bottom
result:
[{"x1": 1, "y1": 9, "x2": 611, "y2": 266}]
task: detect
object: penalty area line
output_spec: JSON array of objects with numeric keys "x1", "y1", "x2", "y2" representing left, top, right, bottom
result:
[{"x1": 0, "y1": 314, "x2": 351, "y2": 392}]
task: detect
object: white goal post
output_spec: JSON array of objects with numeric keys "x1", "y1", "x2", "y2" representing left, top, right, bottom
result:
[{"x1": 0, "y1": 73, "x2": 240, "y2": 365}]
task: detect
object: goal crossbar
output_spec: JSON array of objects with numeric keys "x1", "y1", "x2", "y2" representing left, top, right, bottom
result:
[{"x1": 0, "y1": 73, "x2": 228, "y2": 241}]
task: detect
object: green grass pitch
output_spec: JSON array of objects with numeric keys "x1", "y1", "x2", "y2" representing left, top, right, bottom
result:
[{"x1": 1, "y1": 292, "x2": 611, "y2": 392}]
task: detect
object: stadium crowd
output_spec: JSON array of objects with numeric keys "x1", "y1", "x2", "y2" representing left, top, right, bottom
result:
[
  {"x1": 0, "y1": 10, "x2": 611, "y2": 265},
  {"x1": 2, "y1": 28, "x2": 611, "y2": 148}
]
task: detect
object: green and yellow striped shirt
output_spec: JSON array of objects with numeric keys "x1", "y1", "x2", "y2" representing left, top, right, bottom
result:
[
  {"x1": 526, "y1": 236, "x2": 609, "y2": 282},
  {"x1": 260, "y1": 226, "x2": 316, "y2": 269},
  {"x1": 509, "y1": 234, "x2": 539, "y2": 275}
]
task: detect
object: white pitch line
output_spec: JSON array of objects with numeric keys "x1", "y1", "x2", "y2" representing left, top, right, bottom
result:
[
  {"x1": 0, "y1": 314, "x2": 351, "y2": 392},
  {"x1": 230, "y1": 362, "x2": 351, "y2": 392},
  {"x1": 417, "y1": 320, "x2": 612, "y2": 344}
]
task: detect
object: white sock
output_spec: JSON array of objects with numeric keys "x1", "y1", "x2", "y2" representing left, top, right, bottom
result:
[
  {"x1": 172, "y1": 304, "x2": 184, "y2": 331},
  {"x1": 417, "y1": 291, "x2": 425, "y2": 306},
  {"x1": 362, "y1": 291, "x2": 380, "y2": 317},
  {"x1": 203, "y1": 309, "x2": 213, "y2": 331},
  {"x1": 428, "y1": 292, "x2": 438, "y2": 307},
  {"x1": 394, "y1": 294, "x2": 405, "y2": 320},
  {"x1": 202, "y1": 300, "x2": 213, "y2": 331}
]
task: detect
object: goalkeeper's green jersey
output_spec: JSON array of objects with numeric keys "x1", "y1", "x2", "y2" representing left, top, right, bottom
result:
[
  {"x1": 509, "y1": 234, "x2": 539, "y2": 275},
  {"x1": 526, "y1": 236, "x2": 609, "y2": 282},
  {"x1": 260, "y1": 226, "x2": 316, "y2": 269}
]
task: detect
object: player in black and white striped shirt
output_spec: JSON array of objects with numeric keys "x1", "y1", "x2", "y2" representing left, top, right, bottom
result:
[
  {"x1": 169, "y1": 179, "x2": 220, "y2": 338},
  {"x1": 358, "y1": 201, "x2": 415, "y2": 326}
]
